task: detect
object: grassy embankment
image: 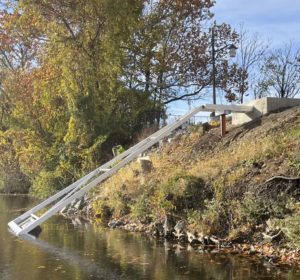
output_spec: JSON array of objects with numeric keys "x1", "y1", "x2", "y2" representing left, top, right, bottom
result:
[{"x1": 91, "y1": 107, "x2": 300, "y2": 249}]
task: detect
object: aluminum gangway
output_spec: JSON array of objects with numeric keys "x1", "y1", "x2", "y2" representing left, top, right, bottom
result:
[{"x1": 8, "y1": 104, "x2": 253, "y2": 238}]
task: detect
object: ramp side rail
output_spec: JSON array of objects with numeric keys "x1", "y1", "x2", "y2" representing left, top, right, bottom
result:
[{"x1": 8, "y1": 104, "x2": 253, "y2": 237}]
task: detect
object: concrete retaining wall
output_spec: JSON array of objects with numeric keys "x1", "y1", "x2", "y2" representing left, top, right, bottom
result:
[{"x1": 232, "y1": 97, "x2": 300, "y2": 126}]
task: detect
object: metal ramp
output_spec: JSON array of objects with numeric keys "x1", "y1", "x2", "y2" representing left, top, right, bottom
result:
[{"x1": 8, "y1": 104, "x2": 253, "y2": 237}]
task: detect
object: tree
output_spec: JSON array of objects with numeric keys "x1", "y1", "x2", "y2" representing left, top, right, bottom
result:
[
  {"x1": 234, "y1": 24, "x2": 269, "y2": 103},
  {"x1": 123, "y1": 1, "x2": 241, "y2": 124},
  {"x1": 0, "y1": 0, "x2": 149, "y2": 196},
  {"x1": 0, "y1": 0, "x2": 246, "y2": 196},
  {"x1": 258, "y1": 43, "x2": 300, "y2": 98},
  {"x1": 0, "y1": 8, "x2": 41, "y2": 192},
  {"x1": 0, "y1": 130, "x2": 30, "y2": 193},
  {"x1": 218, "y1": 61, "x2": 248, "y2": 102}
]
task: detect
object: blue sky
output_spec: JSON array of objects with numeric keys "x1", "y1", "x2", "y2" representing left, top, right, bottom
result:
[
  {"x1": 213, "y1": 0, "x2": 300, "y2": 47},
  {"x1": 168, "y1": 0, "x2": 300, "y2": 116}
]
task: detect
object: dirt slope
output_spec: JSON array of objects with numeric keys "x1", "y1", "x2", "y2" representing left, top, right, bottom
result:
[{"x1": 87, "y1": 106, "x2": 300, "y2": 264}]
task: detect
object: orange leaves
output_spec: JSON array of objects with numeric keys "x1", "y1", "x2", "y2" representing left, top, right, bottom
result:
[
  {"x1": 0, "y1": 11, "x2": 20, "y2": 52},
  {"x1": 5, "y1": 71, "x2": 34, "y2": 104}
]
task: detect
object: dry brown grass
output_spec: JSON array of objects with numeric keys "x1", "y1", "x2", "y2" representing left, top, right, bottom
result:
[{"x1": 92, "y1": 118, "x2": 300, "y2": 225}]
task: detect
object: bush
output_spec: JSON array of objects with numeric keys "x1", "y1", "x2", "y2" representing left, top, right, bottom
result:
[
  {"x1": 130, "y1": 193, "x2": 152, "y2": 222},
  {"x1": 289, "y1": 158, "x2": 300, "y2": 173},
  {"x1": 0, "y1": 170, "x2": 30, "y2": 194},
  {"x1": 187, "y1": 191, "x2": 295, "y2": 237},
  {"x1": 240, "y1": 192, "x2": 269, "y2": 225},
  {"x1": 92, "y1": 200, "x2": 112, "y2": 223},
  {"x1": 106, "y1": 190, "x2": 131, "y2": 218},
  {"x1": 153, "y1": 173, "x2": 211, "y2": 215},
  {"x1": 187, "y1": 198, "x2": 238, "y2": 236},
  {"x1": 30, "y1": 169, "x2": 70, "y2": 198},
  {"x1": 269, "y1": 203, "x2": 300, "y2": 248}
]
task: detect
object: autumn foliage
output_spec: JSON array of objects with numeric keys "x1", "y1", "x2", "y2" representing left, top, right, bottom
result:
[{"x1": 0, "y1": 0, "x2": 245, "y2": 196}]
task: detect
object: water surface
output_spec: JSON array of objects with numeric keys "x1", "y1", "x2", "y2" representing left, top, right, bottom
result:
[{"x1": 1, "y1": 195, "x2": 300, "y2": 280}]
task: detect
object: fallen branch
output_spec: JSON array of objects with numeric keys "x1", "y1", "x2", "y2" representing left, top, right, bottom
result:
[
  {"x1": 264, "y1": 176, "x2": 300, "y2": 184},
  {"x1": 262, "y1": 230, "x2": 283, "y2": 242}
]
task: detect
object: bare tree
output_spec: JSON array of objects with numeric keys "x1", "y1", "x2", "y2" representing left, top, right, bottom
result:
[
  {"x1": 259, "y1": 43, "x2": 300, "y2": 98},
  {"x1": 235, "y1": 24, "x2": 269, "y2": 103}
]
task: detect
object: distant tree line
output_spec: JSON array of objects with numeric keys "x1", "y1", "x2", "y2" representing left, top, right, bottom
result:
[{"x1": 0, "y1": 0, "x2": 299, "y2": 195}]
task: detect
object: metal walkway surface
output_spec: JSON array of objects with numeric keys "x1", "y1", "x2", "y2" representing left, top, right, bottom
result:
[{"x1": 8, "y1": 104, "x2": 253, "y2": 238}]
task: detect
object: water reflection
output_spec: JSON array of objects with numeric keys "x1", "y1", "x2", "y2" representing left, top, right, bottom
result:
[
  {"x1": 1, "y1": 195, "x2": 300, "y2": 280},
  {"x1": 21, "y1": 234, "x2": 130, "y2": 280}
]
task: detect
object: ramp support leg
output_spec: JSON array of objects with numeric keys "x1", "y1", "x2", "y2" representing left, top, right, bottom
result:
[{"x1": 220, "y1": 114, "x2": 226, "y2": 136}]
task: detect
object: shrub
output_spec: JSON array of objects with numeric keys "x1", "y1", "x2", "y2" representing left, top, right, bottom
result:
[
  {"x1": 269, "y1": 203, "x2": 300, "y2": 248},
  {"x1": 0, "y1": 170, "x2": 30, "y2": 194},
  {"x1": 30, "y1": 170, "x2": 63, "y2": 198},
  {"x1": 240, "y1": 192, "x2": 269, "y2": 225},
  {"x1": 154, "y1": 173, "x2": 211, "y2": 214},
  {"x1": 92, "y1": 200, "x2": 112, "y2": 223},
  {"x1": 30, "y1": 167, "x2": 73, "y2": 198},
  {"x1": 288, "y1": 127, "x2": 300, "y2": 138},
  {"x1": 289, "y1": 158, "x2": 300, "y2": 173},
  {"x1": 130, "y1": 193, "x2": 152, "y2": 222}
]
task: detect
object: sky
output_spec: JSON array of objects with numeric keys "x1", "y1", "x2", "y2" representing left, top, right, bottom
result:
[
  {"x1": 213, "y1": 0, "x2": 300, "y2": 47},
  {"x1": 168, "y1": 0, "x2": 300, "y2": 116}
]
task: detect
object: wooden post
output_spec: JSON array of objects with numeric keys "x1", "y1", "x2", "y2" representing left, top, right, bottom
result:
[{"x1": 220, "y1": 114, "x2": 226, "y2": 136}]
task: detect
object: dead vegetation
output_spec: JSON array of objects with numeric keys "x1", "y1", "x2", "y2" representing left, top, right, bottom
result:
[{"x1": 90, "y1": 106, "x2": 300, "y2": 257}]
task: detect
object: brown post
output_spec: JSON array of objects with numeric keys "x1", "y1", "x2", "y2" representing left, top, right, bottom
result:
[{"x1": 220, "y1": 114, "x2": 226, "y2": 136}]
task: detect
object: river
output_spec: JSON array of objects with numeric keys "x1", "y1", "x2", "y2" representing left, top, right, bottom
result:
[{"x1": 1, "y1": 195, "x2": 300, "y2": 280}]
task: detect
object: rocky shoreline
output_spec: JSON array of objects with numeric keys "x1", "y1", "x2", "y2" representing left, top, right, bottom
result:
[
  {"x1": 107, "y1": 217, "x2": 300, "y2": 266},
  {"x1": 61, "y1": 196, "x2": 300, "y2": 267}
]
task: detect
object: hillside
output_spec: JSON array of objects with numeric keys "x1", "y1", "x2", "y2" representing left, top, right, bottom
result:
[{"x1": 87, "y1": 106, "x2": 300, "y2": 264}]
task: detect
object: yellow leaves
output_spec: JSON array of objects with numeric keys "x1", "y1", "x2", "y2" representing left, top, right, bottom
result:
[
  {"x1": 63, "y1": 116, "x2": 77, "y2": 144},
  {"x1": 0, "y1": 130, "x2": 18, "y2": 170},
  {"x1": 0, "y1": 130, "x2": 9, "y2": 145},
  {"x1": 7, "y1": 129, "x2": 47, "y2": 177}
]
